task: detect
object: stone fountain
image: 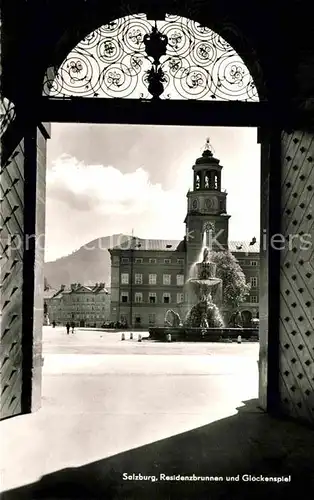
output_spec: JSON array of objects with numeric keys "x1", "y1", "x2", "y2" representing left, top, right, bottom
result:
[
  {"x1": 149, "y1": 246, "x2": 227, "y2": 342},
  {"x1": 184, "y1": 247, "x2": 224, "y2": 330}
]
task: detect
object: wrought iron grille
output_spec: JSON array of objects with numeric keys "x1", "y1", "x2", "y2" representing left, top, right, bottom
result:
[
  {"x1": 0, "y1": 97, "x2": 16, "y2": 138},
  {"x1": 43, "y1": 14, "x2": 259, "y2": 101}
]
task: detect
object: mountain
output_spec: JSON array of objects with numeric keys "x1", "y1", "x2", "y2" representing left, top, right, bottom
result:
[{"x1": 44, "y1": 234, "x2": 132, "y2": 289}]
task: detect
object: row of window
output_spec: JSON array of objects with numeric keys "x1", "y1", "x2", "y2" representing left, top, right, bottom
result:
[
  {"x1": 121, "y1": 292, "x2": 184, "y2": 304},
  {"x1": 120, "y1": 292, "x2": 258, "y2": 304},
  {"x1": 62, "y1": 304, "x2": 106, "y2": 308},
  {"x1": 49, "y1": 303, "x2": 108, "y2": 309},
  {"x1": 237, "y1": 260, "x2": 258, "y2": 266},
  {"x1": 63, "y1": 298, "x2": 106, "y2": 302},
  {"x1": 119, "y1": 257, "x2": 259, "y2": 266},
  {"x1": 63, "y1": 306, "x2": 107, "y2": 311},
  {"x1": 48, "y1": 306, "x2": 107, "y2": 311},
  {"x1": 62, "y1": 297, "x2": 107, "y2": 302},
  {"x1": 120, "y1": 274, "x2": 258, "y2": 287},
  {"x1": 62, "y1": 314, "x2": 105, "y2": 319},
  {"x1": 120, "y1": 257, "x2": 184, "y2": 265},
  {"x1": 121, "y1": 273, "x2": 185, "y2": 286}
]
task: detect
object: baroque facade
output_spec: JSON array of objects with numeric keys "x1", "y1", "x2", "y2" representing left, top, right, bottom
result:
[
  {"x1": 109, "y1": 142, "x2": 260, "y2": 328},
  {"x1": 44, "y1": 283, "x2": 111, "y2": 327}
]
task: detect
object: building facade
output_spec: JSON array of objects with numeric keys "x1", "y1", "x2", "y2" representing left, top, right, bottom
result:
[
  {"x1": 109, "y1": 142, "x2": 260, "y2": 329},
  {"x1": 45, "y1": 283, "x2": 110, "y2": 327},
  {"x1": 109, "y1": 242, "x2": 187, "y2": 328},
  {"x1": 227, "y1": 242, "x2": 260, "y2": 325}
]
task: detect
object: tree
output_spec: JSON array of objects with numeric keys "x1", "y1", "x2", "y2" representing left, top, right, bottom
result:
[{"x1": 210, "y1": 250, "x2": 251, "y2": 310}]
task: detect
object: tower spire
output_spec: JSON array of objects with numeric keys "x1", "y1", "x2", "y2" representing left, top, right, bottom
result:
[{"x1": 202, "y1": 137, "x2": 214, "y2": 155}]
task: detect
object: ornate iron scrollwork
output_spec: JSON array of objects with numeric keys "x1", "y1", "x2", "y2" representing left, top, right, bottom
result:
[
  {"x1": 43, "y1": 13, "x2": 259, "y2": 101},
  {"x1": 0, "y1": 97, "x2": 16, "y2": 138}
]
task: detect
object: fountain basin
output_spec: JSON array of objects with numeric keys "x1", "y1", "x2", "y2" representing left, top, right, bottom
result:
[
  {"x1": 188, "y1": 277, "x2": 221, "y2": 287},
  {"x1": 149, "y1": 326, "x2": 259, "y2": 342}
]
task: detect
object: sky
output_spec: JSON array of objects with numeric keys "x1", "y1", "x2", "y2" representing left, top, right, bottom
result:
[{"x1": 45, "y1": 124, "x2": 260, "y2": 261}]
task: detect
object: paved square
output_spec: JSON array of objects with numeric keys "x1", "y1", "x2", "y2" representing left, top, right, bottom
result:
[{"x1": 1, "y1": 326, "x2": 259, "y2": 491}]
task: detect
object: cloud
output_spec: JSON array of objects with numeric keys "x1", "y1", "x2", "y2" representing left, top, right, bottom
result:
[
  {"x1": 45, "y1": 155, "x2": 187, "y2": 260},
  {"x1": 47, "y1": 155, "x2": 183, "y2": 214}
]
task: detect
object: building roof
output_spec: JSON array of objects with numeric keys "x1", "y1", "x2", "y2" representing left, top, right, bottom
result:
[
  {"x1": 111, "y1": 238, "x2": 259, "y2": 254},
  {"x1": 72, "y1": 284, "x2": 109, "y2": 294},
  {"x1": 92, "y1": 283, "x2": 109, "y2": 293},
  {"x1": 43, "y1": 288, "x2": 58, "y2": 299},
  {"x1": 72, "y1": 285, "x2": 93, "y2": 293},
  {"x1": 93, "y1": 287, "x2": 109, "y2": 294},
  {"x1": 111, "y1": 238, "x2": 186, "y2": 252},
  {"x1": 229, "y1": 241, "x2": 260, "y2": 253},
  {"x1": 53, "y1": 290, "x2": 68, "y2": 298},
  {"x1": 48, "y1": 284, "x2": 109, "y2": 296},
  {"x1": 194, "y1": 142, "x2": 220, "y2": 166}
]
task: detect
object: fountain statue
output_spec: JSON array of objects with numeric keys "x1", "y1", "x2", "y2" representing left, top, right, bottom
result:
[
  {"x1": 228, "y1": 310, "x2": 243, "y2": 328},
  {"x1": 151, "y1": 246, "x2": 223, "y2": 336},
  {"x1": 164, "y1": 309, "x2": 182, "y2": 327}
]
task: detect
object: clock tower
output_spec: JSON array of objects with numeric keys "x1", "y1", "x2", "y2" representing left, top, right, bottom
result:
[{"x1": 184, "y1": 139, "x2": 231, "y2": 271}]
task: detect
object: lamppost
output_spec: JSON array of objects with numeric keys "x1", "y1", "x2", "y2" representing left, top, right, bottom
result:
[{"x1": 129, "y1": 237, "x2": 141, "y2": 329}]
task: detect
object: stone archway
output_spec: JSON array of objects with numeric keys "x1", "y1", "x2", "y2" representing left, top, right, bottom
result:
[
  {"x1": 0, "y1": 10, "x2": 268, "y2": 423},
  {"x1": 1, "y1": 2, "x2": 314, "y2": 427},
  {"x1": 39, "y1": 12, "x2": 277, "y2": 419}
]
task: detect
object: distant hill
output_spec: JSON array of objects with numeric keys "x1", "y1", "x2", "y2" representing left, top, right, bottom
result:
[
  {"x1": 44, "y1": 234, "x2": 132, "y2": 289},
  {"x1": 44, "y1": 234, "x2": 259, "y2": 290}
]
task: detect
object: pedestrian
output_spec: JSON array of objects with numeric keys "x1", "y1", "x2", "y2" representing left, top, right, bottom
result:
[
  {"x1": 70, "y1": 321, "x2": 75, "y2": 334},
  {"x1": 66, "y1": 322, "x2": 70, "y2": 335},
  {"x1": 52, "y1": 320, "x2": 56, "y2": 328}
]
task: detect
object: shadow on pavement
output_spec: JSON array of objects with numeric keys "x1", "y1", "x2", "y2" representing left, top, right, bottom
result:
[{"x1": 2, "y1": 399, "x2": 314, "y2": 500}]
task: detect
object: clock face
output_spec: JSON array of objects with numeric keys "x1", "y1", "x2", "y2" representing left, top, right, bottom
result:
[
  {"x1": 192, "y1": 199, "x2": 198, "y2": 210},
  {"x1": 203, "y1": 222, "x2": 215, "y2": 233}
]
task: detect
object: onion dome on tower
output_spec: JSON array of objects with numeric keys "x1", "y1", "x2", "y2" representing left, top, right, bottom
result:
[{"x1": 193, "y1": 138, "x2": 222, "y2": 191}]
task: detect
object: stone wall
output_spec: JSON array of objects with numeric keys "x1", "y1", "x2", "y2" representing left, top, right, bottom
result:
[{"x1": 29, "y1": 125, "x2": 49, "y2": 411}]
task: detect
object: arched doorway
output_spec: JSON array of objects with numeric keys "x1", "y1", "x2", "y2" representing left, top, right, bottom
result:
[
  {"x1": 0, "y1": 11, "x2": 271, "y2": 423},
  {"x1": 40, "y1": 13, "x2": 268, "y2": 419},
  {"x1": 1, "y1": 5, "x2": 313, "y2": 427}
]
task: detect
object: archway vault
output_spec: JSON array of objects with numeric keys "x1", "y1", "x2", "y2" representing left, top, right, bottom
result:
[{"x1": 36, "y1": 11, "x2": 305, "y2": 129}]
